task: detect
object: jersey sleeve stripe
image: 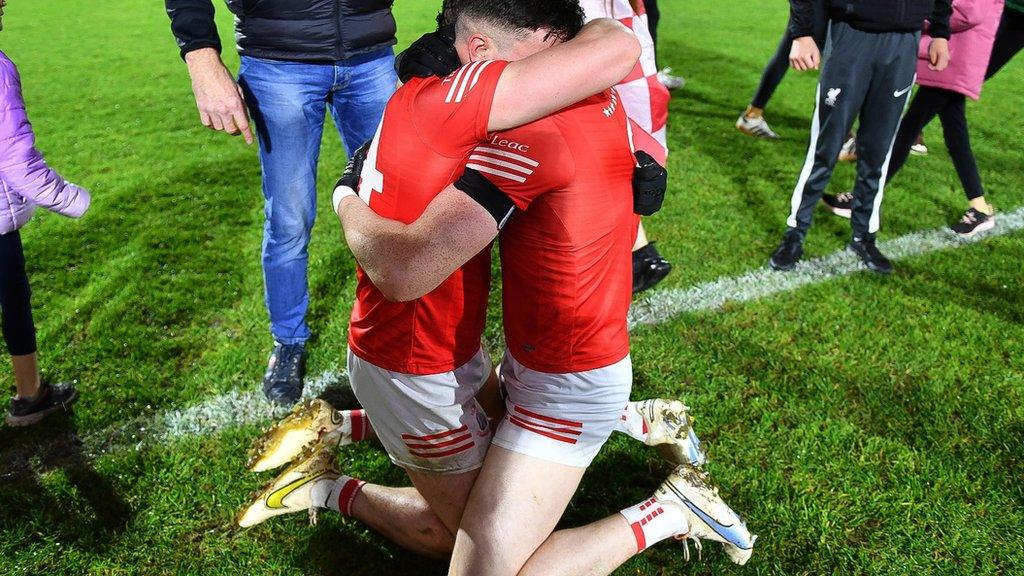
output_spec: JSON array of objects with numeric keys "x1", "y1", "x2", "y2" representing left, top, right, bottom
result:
[
  {"x1": 472, "y1": 146, "x2": 540, "y2": 167},
  {"x1": 453, "y1": 60, "x2": 483, "y2": 103},
  {"x1": 445, "y1": 63, "x2": 475, "y2": 103},
  {"x1": 469, "y1": 154, "x2": 535, "y2": 175},
  {"x1": 466, "y1": 163, "x2": 528, "y2": 183},
  {"x1": 467, "y1": 60, "x2": 496, "y2": 94}
]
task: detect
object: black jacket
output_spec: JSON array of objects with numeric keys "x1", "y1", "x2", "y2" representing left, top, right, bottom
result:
[
  {"x1": 790, "y1": 0, "x2": 952, "y2": 40},
  {"x1": 166, "y1": 0, "x2": 396, "y2": 62}
]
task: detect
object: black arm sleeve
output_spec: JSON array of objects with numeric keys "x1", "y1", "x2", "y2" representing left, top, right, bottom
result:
[
  {"x1": 166, "y1": 0, "x2": 222, "y2": 60},
  {"x1": 927, "y1": 0, "x2": 953, "y2": 39},
  {"x1": 788, "y1": 0, "x2": 817, "y2": 38},
  {"x1": 453, "y1": 169, "x2": 517, "y2": 230}
]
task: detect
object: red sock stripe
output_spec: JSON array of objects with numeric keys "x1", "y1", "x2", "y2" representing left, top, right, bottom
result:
[
  {"x1": 349, "y1": 409, "x2": 368, "y2": 442},
  {"x1": 512, "y1": 405, "x2": 583, "y2": 428},
  {"x1": 630, "y1": 521, "x2": 647, "y2": 553},
  {"x1": 404, "y1": 433, "x2": 473, "y2": 450},
  {"x1": 401, "y1": 425, "x2": 468, "y2": 441},
  {"x1": 508, "y1": 415, "x2": 579, "y2": 444},
  {"x1": 408, "y1": 441, "x2": 475, "y2": 459},
  {"x1": 337, "y1": 478, "x2": 366, "y2": 516}
]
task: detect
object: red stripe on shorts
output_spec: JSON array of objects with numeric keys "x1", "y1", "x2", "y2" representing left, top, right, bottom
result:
[
  {"x1": 404, "y1": 433, "x2": 473, "y2": 450},
  {"x1": 512, "y1": 405, "x2": 583, "y2": 428},
  {"x1": 401, "y1": 425, "x2": 468, "y2": 441},
  {"x1": 408, "y1": 440, "x2": 475, "y2": 459},
  {"x1": 508, "y1": 415, "x2": 579, "y2": 444}
]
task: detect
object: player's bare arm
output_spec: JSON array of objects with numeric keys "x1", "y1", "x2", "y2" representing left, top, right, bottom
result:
[
  {"x1": 481, "y1": 18, "x2": 641, "y2": 132},
  {"x1": 336, "y1": 185, "x2": 499, "y2": 302}
]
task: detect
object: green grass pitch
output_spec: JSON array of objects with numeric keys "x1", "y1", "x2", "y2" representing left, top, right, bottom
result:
[{"x1": 0, "y1": 0, "x2": 1022, "y2": 574}]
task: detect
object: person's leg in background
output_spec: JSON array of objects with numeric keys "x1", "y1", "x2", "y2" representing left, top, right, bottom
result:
[
  {"x1": 641, "y1": 0, "x2": 684, "y2": 90},
  {"x1": 846, "y1": 31, "x2": 919, "y2": 273},
  {"x1": 986, "y1": 8, "x2": 1024, "y2": 80},
  {"x1": 238, "y1": 57, "x2": 333, "y2": 406},
  {"x1": 328, "y1": 48, "x2": 398, "y2": 157},
  {"x1": 644, "y1": 0, "x2": 660, "y2": 51},
  {"x1": 1, "y1": 231, "x2": 77, "y2": 426},
  {"x1": 739, "y1": 0, "x2": 828, "y2": 139},
  {"x1": 824, "y1": 85, "x2": 945, "y2": 219},
  {"x1": 769, "y1": 22, "x2": 870, "y2": 271},
  {"x1": 936, "y1": 93, "x2": 995, "y2": 236},
  {"x1": 738, "y1": 29, "x2": 793, "y2": 139}
]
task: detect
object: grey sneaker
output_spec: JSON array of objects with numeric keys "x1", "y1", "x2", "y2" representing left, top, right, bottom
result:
[
  {"x1": 658, "y1": 67, "x2": 685, "y2": 90},
  {"x1": 6, "y1": 381, "x2": 79, "y2": 427},
  {"x1": 735, "y1": 113, "x2": 779, "y2": 139}
]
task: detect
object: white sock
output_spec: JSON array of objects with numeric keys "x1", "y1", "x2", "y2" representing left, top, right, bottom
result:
[
  {"x1": 615, "y1": 402, "x2": 649, "y2": 443},
  {"x1": 619, "y1": 496, "x2": 688, "y2": 553},
  {"x1": 311, "y1": 475, "x2": 365, "y2": 516}
]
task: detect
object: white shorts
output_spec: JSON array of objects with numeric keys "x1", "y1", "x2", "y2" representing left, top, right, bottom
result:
[
  {"x1": 492, "y1": 350, "x2": 632, "y2": 468},
  {"x1": 347, "y1": 347, "x2": 493, "y2": 474}
]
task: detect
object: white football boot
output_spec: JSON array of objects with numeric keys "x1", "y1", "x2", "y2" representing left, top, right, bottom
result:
[
  {"x1": 655, "y1": 463, "x2": 756, "y2": 565},
  {"x1": 736, "y1": 113, "x2": 780, "y2": 139},
  {"x1": 237, "y1": 447, "x2": 340, "y2": 528},
  {"x1": 248, "y1": 398, "x2": 356, "y2": 472},
  {"x1": 628, "y1": 399, "x2": 707, "y2": 467}
]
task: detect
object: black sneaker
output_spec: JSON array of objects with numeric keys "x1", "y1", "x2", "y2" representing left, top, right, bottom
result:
[
  {"x1": 263, "y1": 343, "x2": 306, "y2": 407},
  {"x1": 848, "y1": 236, "x2": 892, "y2": 274},
  {"x1": 6, "y1": 381, "x2": 79, "y2": 427},
  {"x1": 769, "y1": 234, "x2": 803, "y2": 271},
  {"x1": 950, "y1": 208, "x2": 995, "y2": 238},
  {"x1": 632, "y1": 242, "x2": 673, "y2": 294},
  {"x1": 821, "y1": 192, "x2": 853, "y2": 219}
]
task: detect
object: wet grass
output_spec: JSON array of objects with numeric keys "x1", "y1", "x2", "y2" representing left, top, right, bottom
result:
[{"x1": 0, "y1": 0, "x2": 1021, "y2": 574}]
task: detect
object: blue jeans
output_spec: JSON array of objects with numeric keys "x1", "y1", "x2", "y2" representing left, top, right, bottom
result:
[{"x1": 238, "y1": 49, "x2": 397, "y2": 345}]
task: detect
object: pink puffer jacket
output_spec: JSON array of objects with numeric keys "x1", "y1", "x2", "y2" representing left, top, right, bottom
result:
[
  {"x1": 0, "y1": 50, "x2": 90, "y2": 235},
  {"x1": 918, "y1": 0, "x2": 1005, "y2": 100}
]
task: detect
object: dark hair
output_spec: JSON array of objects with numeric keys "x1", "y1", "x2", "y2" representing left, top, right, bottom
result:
[{"x1": 439, "y1": 0, "x2": 585, "y2": 42}]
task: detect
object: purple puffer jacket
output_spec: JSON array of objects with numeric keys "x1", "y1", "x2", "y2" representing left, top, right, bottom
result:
[
  {"x1": 918, "y1": 0, "x2": 1005, "y2": 100},
  {"x1": 0, "y1": 50, "x2": 90, "y2": 236}
]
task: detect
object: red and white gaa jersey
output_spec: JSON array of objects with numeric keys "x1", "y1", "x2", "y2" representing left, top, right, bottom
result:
[
  {"x1": 348, "y1": 60, "x2": 509, "y2": 375},
  {"x1": 580, "y1": 0, "x2": 669, "y2": 164},
  {"x1": 473, "y1": 90, "x2": 639, "y2": 373}
]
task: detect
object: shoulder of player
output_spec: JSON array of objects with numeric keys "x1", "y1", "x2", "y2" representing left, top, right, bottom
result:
[{"x1": 415, "y1": 60, "x2": 508, "y2": 105}]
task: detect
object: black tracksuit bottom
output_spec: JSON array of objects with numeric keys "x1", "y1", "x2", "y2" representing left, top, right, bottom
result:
[
  {"x1": 0, "y1": 231, "x2": 37, "y2": 357},
  {"x1": 750, "y1": 0, "x2": 828, "y2": 110},
  {"x1": 786, "y1": 22, "x2": 920, "y2": 241},
  {"x1": 986, "y1": 8, "x2": 1024, "y2": 80},
  {"x1": 888, "y1": 86, "x2": 985, "y2": 201}
]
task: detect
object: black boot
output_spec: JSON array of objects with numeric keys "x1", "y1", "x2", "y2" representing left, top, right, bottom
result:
[{"x1": 632, "y1": 242, "x2": 673, "y2": 294}]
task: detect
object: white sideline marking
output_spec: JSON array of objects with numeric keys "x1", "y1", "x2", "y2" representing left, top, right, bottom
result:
[
  {"x1": 629, "y1": 207, "x2": 1024, "y2": 328},
  {"x1": 84, "y1": 208, "x2": 1024, "y2": 454}
]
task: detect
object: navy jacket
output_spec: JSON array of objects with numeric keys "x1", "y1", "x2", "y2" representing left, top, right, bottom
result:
[
  {"x1": 166, "y1": 0, "x2": 396, "y2": 62},
  {"x1": 790, "y1": 0, "x2": 953, "y2": 40}
]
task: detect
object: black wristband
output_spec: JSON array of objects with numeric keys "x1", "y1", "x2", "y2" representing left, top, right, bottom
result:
[
  {"x1": 454, "y1": 168, "x2": 516, "y2": 229},
  {"x1": 632, "y1": 151, "x2": 667, "y2": 216}
]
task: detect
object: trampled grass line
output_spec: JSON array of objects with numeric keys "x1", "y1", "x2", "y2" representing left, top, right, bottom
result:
[
  {"x1": 73, "y1": 206, "x2": 1024, "y2": 456},
  {"x1": 628, "y1": 206, "x2": 1024, "y2": 328}
]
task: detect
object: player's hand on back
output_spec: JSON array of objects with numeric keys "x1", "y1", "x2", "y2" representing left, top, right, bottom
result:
[
  {"x1": 395, "y1": 24, "x2": 461, "y2": 82},
  {"x1": 333, "y1": 141, "x2": 370, "y2": 215},
  {"x1": 184, "y1": 48, "x2": 254, "y2": 144}
]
